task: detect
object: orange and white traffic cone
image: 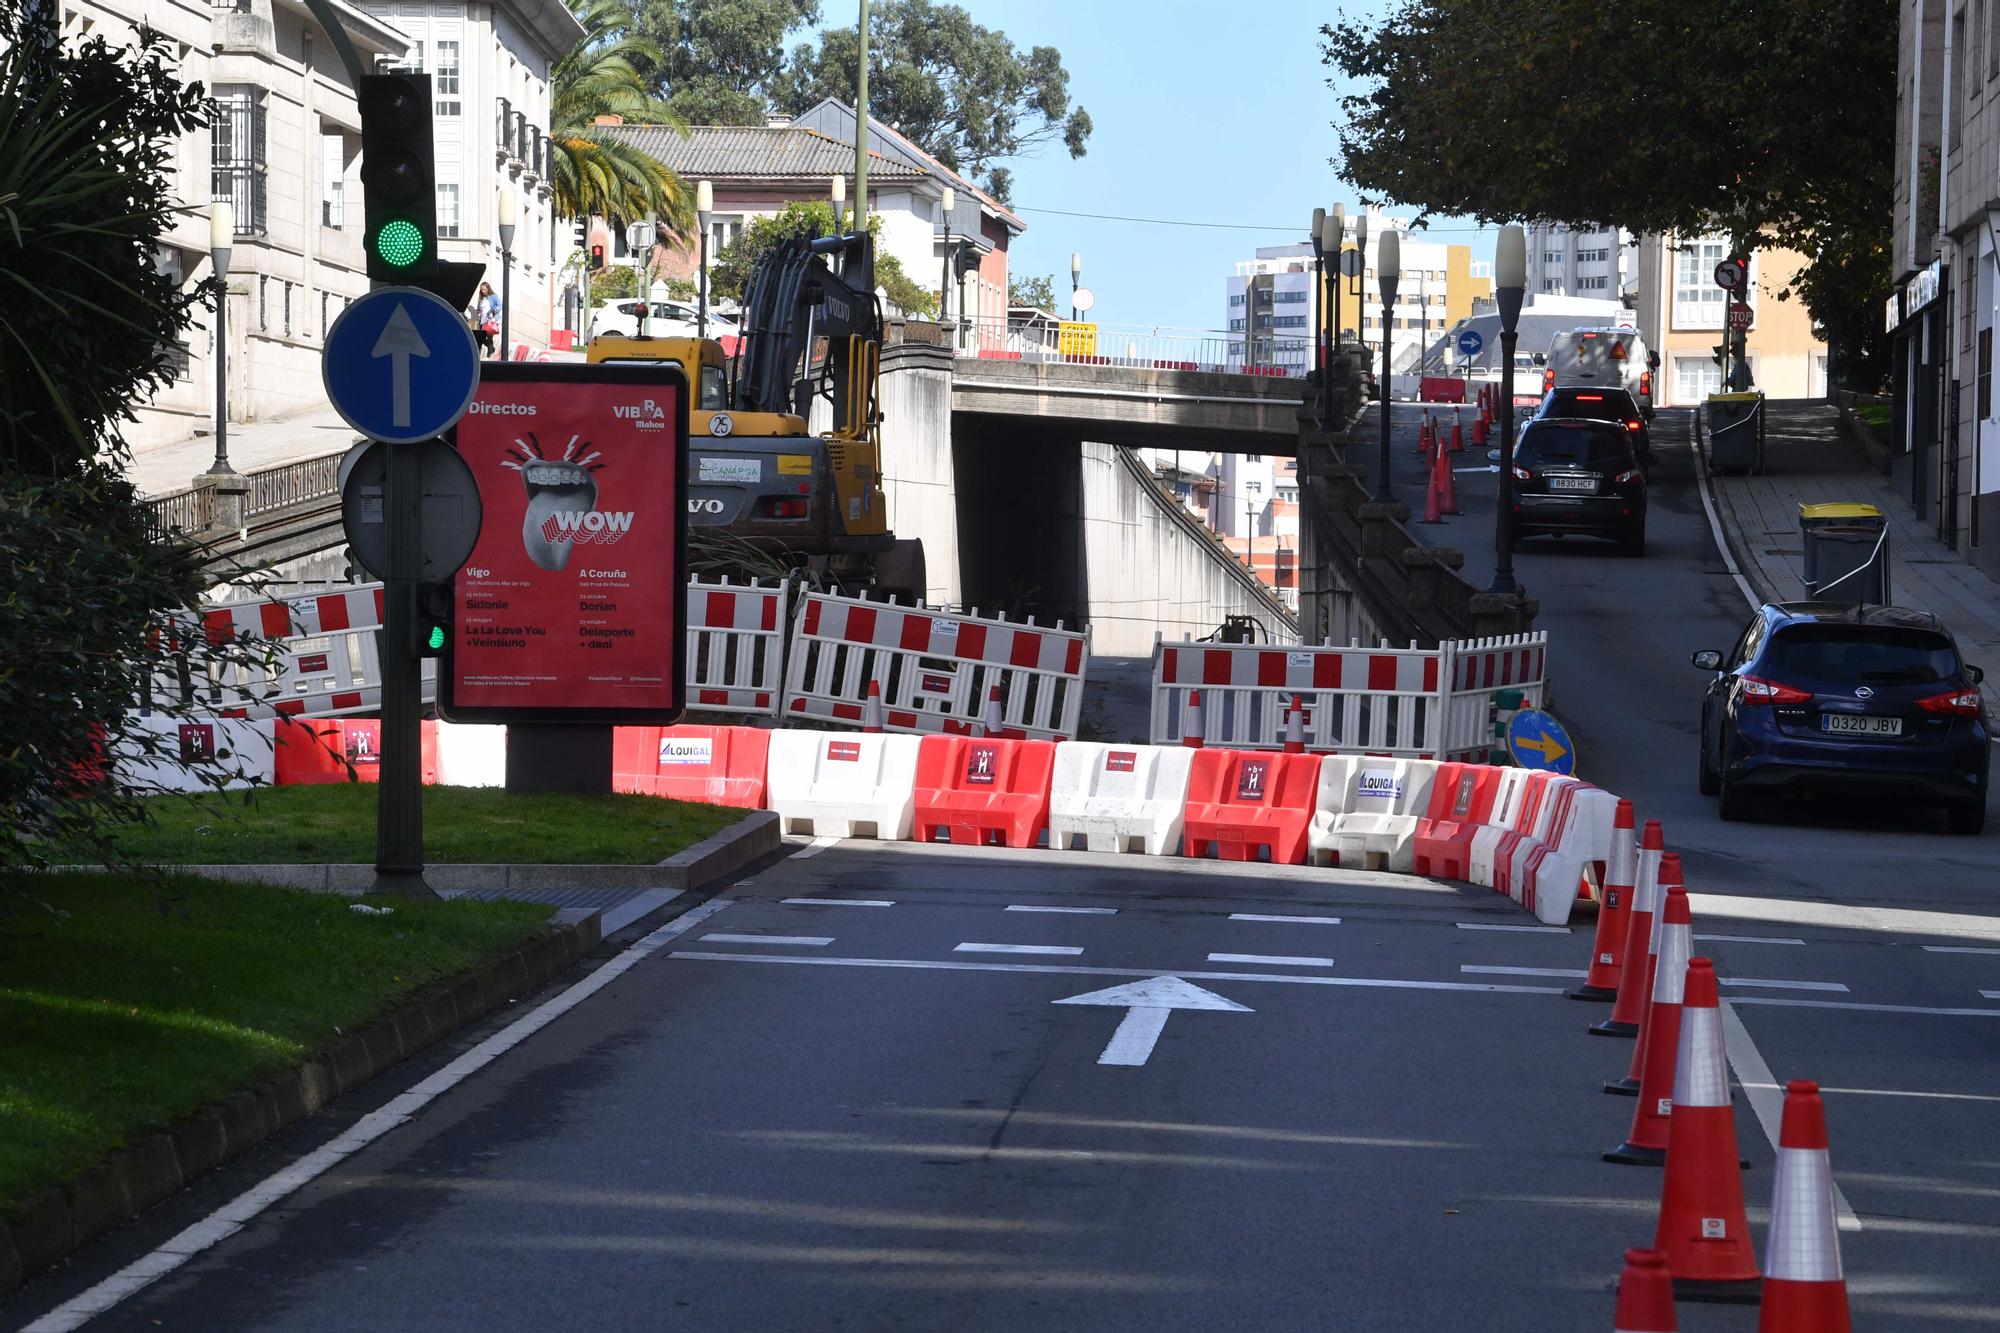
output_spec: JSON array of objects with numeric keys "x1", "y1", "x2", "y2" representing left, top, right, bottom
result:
[
  {"x1": 1182, "y1": 689, "x2": 1204, "y2": 748},
  {"x1": 863, "y1": 679, "x2": 885, "y2": 733},
  {"x1": 1570, "y1": 798, "x2": 1636, "y2": 1002},
  {"x1": 1417, "y1": 448, "x2": 1446, "y2": 525},
  {"x1": 1604, "y1": 881, "x2": 1691, "y2": 1165},
  {"x1": 1418, "y1": 418, "x2": 1433, "y2": 458},
  {"x1": 1758, "y1": 1081, "x2": 1850, "y2": 1330},
  {"x1": 1655, "y1": 957, "x2": 1760, "y2": 1302},
  {"x1": 1440, "y1": 443, "x2": 1461, "y2": 514},
  {"x1": 1613, "y1": 1247, "x2": 1677, "y2": 1332},
  {"x1": 1594, "y1": 821, "x2": 1665, "y2": 1040},
  {"x1": 982, "y1": 685, "x2": 1004, "y2": 738},
  {"x1": 1609, "y1": 851, "x2": 1684, "y2": 1091},
  {"x1": 1283, "y1": 694, "x2": 1305, "y2": 753},
  {"x1": 1449, "y1": 416, "x2": 1465, "y2": 454}
]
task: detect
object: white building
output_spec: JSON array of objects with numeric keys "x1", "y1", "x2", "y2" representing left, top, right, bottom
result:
[{"x1": 1525, "y1": 222, "x2": 1639, "y2": 305}]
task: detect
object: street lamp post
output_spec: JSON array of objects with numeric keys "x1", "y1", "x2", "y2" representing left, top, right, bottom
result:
[
  {"x1": 495, "y1": 190, "x2": 516, "y2": 359},
  {"x1": 1310, "y1": 207, "x2": 1326, "y2": 425},
  {"x1": 1070, "y1": 251, "x2": 1081, "y2": 322},
  {"x1": 1320, "y1": 207, "x2": 1343, "y2": 426},
  {"x1": 937, "y1": 185, "x2": 955, "y2": 336},
  {"x1": 205, "y1": 201, "x2": 236, "y2": 479},
  {"x1": 695, "y1": 178, "x2": 713, "y2": 338},
  {"x1": 1374, "y1": 228, "x2": 1399, "y2": 503},
  {"x1": 1489, "y1": 224, "x2": 1528, "y2": 595}
]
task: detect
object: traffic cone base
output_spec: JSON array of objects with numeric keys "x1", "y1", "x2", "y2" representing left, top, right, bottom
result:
[
  {"x1": 1593, "y1": 1018, "x2": 1640, "y2": 1038},
  {"x1": 1604, "y1": 1073, "x2": 1640, "y2": 1096},
  {"x1": 1603, "y1": 1139, "x2": 1666, "y2": 1167}
]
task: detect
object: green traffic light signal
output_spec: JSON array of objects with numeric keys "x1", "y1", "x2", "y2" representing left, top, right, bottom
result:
[
  {"x1": 359, "y1": 73, "x2": 438, "y2": 284},
  {"x1": 374, "y1": 218, "x2": 426, "y2": 269},
  {"x1": 425, "y1": 623, "x2": 446, "y2": 652}
]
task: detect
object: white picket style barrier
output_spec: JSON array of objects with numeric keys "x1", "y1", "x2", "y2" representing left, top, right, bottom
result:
[
  {"x1": 781, "y1": 591, "x2": 1090, "y2": 740},
  {"x1": 764, "y1": 730, "x2": 922, "y2": 839},
  {"x1": 1048, "y1": 742, "x2": 1195, "y2": 855},
  {"x1": 1439, "y1": 633, "x2": 1549, "y2": 757},
  {"x1": 685, "y1": 577, "x2": 789, "y2": 717}
]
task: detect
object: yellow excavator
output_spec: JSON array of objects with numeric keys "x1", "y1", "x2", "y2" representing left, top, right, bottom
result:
[{"x1": 587, "y1": 228, "x2": 925, "y2": 601}]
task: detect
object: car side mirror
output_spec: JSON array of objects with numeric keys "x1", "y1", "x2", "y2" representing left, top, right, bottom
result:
[
  {"x1": 1692, "y1": 650, "x2": 1723, "y2": 671},
  {"x1": 1967, "y1": 664, "x2": 1985, "y2": 685},
  {"x1": 1533, "y1": 353, "x2": 1547, "y2": 365}
]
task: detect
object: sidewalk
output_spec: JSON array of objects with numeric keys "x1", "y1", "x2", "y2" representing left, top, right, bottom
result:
[
  {"x1": 126, "y1": 400, "x2": 357, "y2": 499},
  {"x1": 1701, "y1": 397, "x2": 2000, "y2": 701}
]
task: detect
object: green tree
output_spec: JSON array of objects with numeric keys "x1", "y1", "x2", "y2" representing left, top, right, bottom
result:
[
  {"x1": 630, "y1": 0, "x2": 819, "y2": 124},
  {"x1": 775, "y1": 0, "x2": 1091, "y2": 205},
  {"x1": 551, "y1": 0, "x2": 691, "y2": 232},
  {"x1": 1323, "y1": 0, "x2": 1891, "y2": 369},
  {"x1": 708, "y1": 200, "x2": 934, "y2": 317},
  {"x1": 1008, "y1": 273, "x2": 1056, "y2": 312}
]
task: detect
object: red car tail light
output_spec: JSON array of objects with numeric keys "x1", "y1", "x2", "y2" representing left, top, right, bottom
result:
[
  {"x1": 758, "y1": 497, "x2": 809, "y2": 519},
  {"x1": 1739, "y1": 675, "x2": 1812, "y2": 706},
  {"x1": 1624, "y1": 418, "x2": 1643, "y2": 432},
  {"x1": 1640, "y1": 370, "x2": 1652, "y2": 397},
  {"x1": 1917, "y1": 688, "x2": 1983, "y2": 717},
  {"x1": 1543, "y1": 368, "x2": 1555, "y2": 393}
]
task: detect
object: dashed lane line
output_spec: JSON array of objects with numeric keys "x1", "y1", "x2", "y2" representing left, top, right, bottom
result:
[
  {"x1": 1695, "y1": 933, "x2": 1805, "y2": 946},
  {"x1": 1925, "y1": 945, "x2": 2000, "y2": 956},
  {"x1": 1206, "y1": 953, "x2": 1334, "y2": 969},
  {"x1": 782, "y1": 897, "x2": 895, "y2": 908},
  {"x1": 1720, "y1": 976, "x2": 1849, "y2": 993},
  {"x1": 954, "y1": 943, "x2": 1085, "y2": 957},
  {"x1": 1456, "y1": 922, "x2": 1569, "y2": 934},
  {"x1": 1229, "y1": 913, "x2": 1342, "y2": 925},
  {"x1": 1461, "y1": 965, "x2": 1586, "y2": 979},
  {"x1": 1006, "y1": 905, "x2": 1117, "y2": 915},
  {"x1": 700, "y1": 934, "x2": 832, "y2": 947}
]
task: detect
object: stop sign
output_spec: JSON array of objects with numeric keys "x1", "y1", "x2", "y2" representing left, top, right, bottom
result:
[{"x1": 1726, "y1": 304, "x2": 1754, "y2": 332}]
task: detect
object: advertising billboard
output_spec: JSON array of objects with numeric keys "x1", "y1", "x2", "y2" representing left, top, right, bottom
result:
[{"x1": 440, "y1": 361, "x2": 689, "y2": 724}]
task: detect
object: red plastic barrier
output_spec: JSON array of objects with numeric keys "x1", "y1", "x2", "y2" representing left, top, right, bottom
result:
[
  {"x1": 273, "y1": 719, "x2": 437, "y2": 785},
  {"x1": 977, "y1": 348, "x2": 1025, "y2": 360},
  {"x1": 911, "y1": 734, "x2": 1055, "y2": 848},
  {"x1": 1419, "y1": 376, "x2": 1468, "y2": 403},
  {"x1": 1180, "y1": 749, "x2": 1319, "y2": 863},
  {"x1": 1412, "y1": 762, "x2": 1503, "y2": 878},
  {"x1": 613, "y1": 724, "x2": 770, "y2": 808}
]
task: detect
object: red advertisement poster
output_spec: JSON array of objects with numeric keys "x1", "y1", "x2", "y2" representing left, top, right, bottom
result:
[{"x1": 443, "y1": 363, "x2": 689, "y2": 723}]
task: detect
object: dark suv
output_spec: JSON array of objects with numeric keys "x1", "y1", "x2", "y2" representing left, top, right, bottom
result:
[
  {"x1": 1509, "y1": 418, "x2": 1648, "y2": 556},
  {"x1": 1694, "y1": 603, "x2": 1989, "y2": 832},
  {"x1": 1534, "y1": 386, "x2": 1652, "y2": 463}
]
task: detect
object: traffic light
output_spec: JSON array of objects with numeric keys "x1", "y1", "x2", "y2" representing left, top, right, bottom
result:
[
  {"x1": 953, "y1": 245, "x2": 978, "y2": 280},
  {"x1": 1712, "y1": 343, "x2": 1728, "y2": 368},
  {"x1": 414, "y1": 581, "x2": 452, "y2": 658},
  {"x1": 589, "y1": 243, "x2": 606, "y2": 270},
  {"x1": 358, "y1": 73, "x2": 437, "y2": 285}
]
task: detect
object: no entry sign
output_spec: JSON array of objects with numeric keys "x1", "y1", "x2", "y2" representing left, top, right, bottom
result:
[{"x1": 440, "y1": 361, "x2": 690, "y2": 724}]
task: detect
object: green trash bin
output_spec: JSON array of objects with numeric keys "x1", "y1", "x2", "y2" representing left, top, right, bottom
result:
[
  {"x1": 1706, "y1": 392, "x2": 1765, "y2": 475},
  {"x1": 1799, "y1": 503, "x2": 1891, "y2": 604}
]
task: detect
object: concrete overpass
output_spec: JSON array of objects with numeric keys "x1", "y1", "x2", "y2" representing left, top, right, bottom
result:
[{"x1": 950, "y1": 356, "x2": 1307, "y2": 455}]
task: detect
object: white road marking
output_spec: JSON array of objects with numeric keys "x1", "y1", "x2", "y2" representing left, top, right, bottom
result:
[
  {"x1": 1727, "y1": 996, "x2": 2000, "y2": 1018},
  {"x1": 1229, "y1": 913, "x2": 1342, "y2": 925},
  {"x1": 1006, "y1": 905, "x2": 1117, "y2": 915},
  {"x1": 1207, "y1": 953, "x2": 1334, "y2": 969},
  {"x1": 700, "y1": 933, "x2": 831, "y2": 947},
  {"x1": 1096, "y1": 1008, "x2": 1171, "y2": 1066},
  {"x1": 1695, "y1": 933, "x2": 1806, "y2": 946},
  {"x1": 1925, "y1": 945, "x2": 2000, "y2": 956},
  {"x1": 1689, "y1": 432, "x2": 1764, "y2": 611},
  {"x1": 954, "y1": 943, "x2": 1085, "y2": 956},
  {"x1": 1982, "y1": 990, "x2": 2000, "y2": 1001},
  {"x1": 20, "y1": 898, "x2": 739, "y2": 1333},
  {"x1": 671, "y1": 951, "x2": 1568, "y2": 997},
  {"x1": 1719, "y1": 976, "x2": 1849, "y2": 993},
  {"x1": 1455, "y1": 922, "x2": 1569, "y2": 934},
  {"x1": 790, "y1": 836, "x2": 841, "y2": 860},
  {"x1": 1719, "y1": 1001, "x2": 1861, "y2": 1233},
  {"x1": 1460, "y1": 965, "x2": 1587, "y2": 979},
  {"x1": 1795, "y1": 1085, "x2": 2000, "y2": 1104},
  {"x1": 782, "y1": 897, "x2": 894, "y2": 908},
  {"x1": 1052, "y1": 977, "x2": 1252, "y2": 1067}
]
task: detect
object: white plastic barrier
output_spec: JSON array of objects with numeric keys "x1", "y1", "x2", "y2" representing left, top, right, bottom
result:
[
  {"x1": 1314, "y1": 758, "x2": 1440, "y2": 873},
  {"x1": 686, "y1": 578, "x2": 789, "y2": 717},
  {"x1": 1048, "y1": 742, "x2": 1195, "y2": 855},
  {"x1": 434, "y1": 721, "x2": 506, "y2": 788},
  {"x1": 1514, "y1": 786, "x2": 1620, "y2": 926},
  {"x1": 1306, "y1": 756, "x2": 1365, "y2": 866},
  {"x1": 110, "y1": 714, "x2": 275, "y2": 792},
  {"x1": 1467, "y1": 769, "x2": 1535, "y2": 888},
  {"x1": 1495, "y1": 773, "x2": 1582, "y2": 902},
  {"x1": 765, "y1": 730, "x2": 922, "y2": 839}
]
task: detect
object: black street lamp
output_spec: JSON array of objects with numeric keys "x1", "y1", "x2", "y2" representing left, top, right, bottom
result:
[
  {"x1": 1374, "y1": 228, "x2": 1399, "y2": 503},
  {"x1": 204, "y1": 201, "x2": 236, "y2": 480},
  {"x1": 1309, "y1": 207, "x2": 1326, "y2": 425},
  {"x1": 1490, "y1": 223, "x2": 1528, "y2": 594},
  {"x1": 696, "y1": 179, "x2": 713, "y2": 338},
  {"x1": 1322, "y1": 206, "x2": 1344, "y2": 415},
  {"x1": 496, "y1": 190, "x2": 516, "y2": 358},
  {"x1": 1070, "y1": 251, "x2": 1082, "y2": 322},
  {"x1": 938, "y1": 186, "x2": 956, "y2": 338}
]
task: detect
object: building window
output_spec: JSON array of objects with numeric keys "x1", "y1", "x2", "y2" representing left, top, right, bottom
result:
[
  {"x1": 1674, "y1": 354, "x2": 1721, "y2": 403},
  {"x1": 1981, "y1": 330, "x2": 1994, "y2": 420},
  {"x1": 1229, "y1": 293, "x2": 1245, "y2": 307},
  {"x1": 1579, "y1": 276, "x2": 1607, "y2": 290},
  {"x1": 709, "y1": 216, "x2": 742, "y2": 252},
  {"x1": 1273, "y1": 290, "x2": 1306, "y2": 303},
  {"x1": 434, "y1": 40, "x2": 460, "y2": 116},
  {"x1": 321, "y1": 132, "x2": 345, "y2": 227},
  {"x1": 1228, "y1": 318, "x2": 1245, "y2": 331},
  {"x1": 1273, "y1": 315, "x2": 1307, "y2": 327},
  {"x1": 211, "y1": 86, "x2": 266, "y2": 236},
  {"x1": 437, "y1": 183, "x2": 460, "y2": 238},
  {"x1": 1673, "y1": 237, "x2": 1729, "y2": 329},
  {"x1": 496, "y1": 96, "x2": 512, "y2": 155}
]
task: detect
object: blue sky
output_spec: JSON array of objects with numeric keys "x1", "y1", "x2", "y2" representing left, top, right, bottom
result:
[{"x1": 896, "y1": 0, "x2": 1496, "y2": 330}]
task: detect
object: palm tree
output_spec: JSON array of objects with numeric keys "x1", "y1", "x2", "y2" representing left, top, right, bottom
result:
[{"x1": 550, "y1": 0, "x2": 689, "y2": 234}]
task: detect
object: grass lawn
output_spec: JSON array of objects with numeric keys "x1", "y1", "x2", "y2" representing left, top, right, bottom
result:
[
  {"x1": 107, "y1": 783, "x2": 744, "y2": 865},
  {"x1": 0, "y1": 873, "x2": 551, "y2": 1211},
  {"x1": 1855, "y1": 402, "x2": 1891, "y2": 431}
]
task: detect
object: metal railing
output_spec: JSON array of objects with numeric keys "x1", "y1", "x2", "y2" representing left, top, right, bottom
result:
[
  {"x1": 149, "y1": 488, "x2": 212, "y2": 534},
  {"x1": 146, "y1": 447, "x2": 347, "y2": 534},
  {"x1": 947, "y1": 316, "x2": 1311, "y2": 377}
]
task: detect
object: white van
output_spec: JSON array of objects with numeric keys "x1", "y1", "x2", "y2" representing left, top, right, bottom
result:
[{"x1": 1544, "y1": 327, "x2": 1657, "y2": 418}]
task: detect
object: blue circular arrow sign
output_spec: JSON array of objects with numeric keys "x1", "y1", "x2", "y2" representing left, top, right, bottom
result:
[
  {"x1": 1506, "y1": 709, "x2": 1575, "y2": 775},
  {"x1": 1456, "y1": 328, "x2": 1485, "y2": 359},
  {"x1": 322, "y1": 286, "x2": 479, "y2": 444}
]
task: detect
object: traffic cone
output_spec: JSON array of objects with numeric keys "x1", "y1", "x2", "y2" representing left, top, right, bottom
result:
[
  {"x1": 1449, "y1": 415, "x2": 1465, "y2": 454},
  {"x1": 863, "y1": 679, "x2": 885, "y2": 733},
  {"x1": 1655, "y1": 957, "x2": 1760, "y2": 1302},
  {"x1": 1283, "y1": 694, "x2": 1305, "y2": 752},
  {"x1": 1182, "y1": 689, "x2": 1204, "y2": 748},
  {"x1": 1593, "y1": 821, "x2": 1665, "y2": 1040},
  {"x1": 1440, "y1": 443, "x2": 1461, "y2": 514},
  {"x1": 1758, "y1": 1081, "x2": 1851, "y2": 1331},
  {"x1": 1417, "y1": 448, "x2": 1445, "y2": 525},
  {"x1": 1569, "y1": 799, "x2": 1636, "y2": 1002},
  {"x1": 982, "y1": 685, "x2": 1004, "y2": 738},
  {"x1": 1603, "y1": 881, "x2": 1691, "y2": 1166},
  {"x1": 1418, "y1": 418, "x2": 1433, "y2": 458},
  {"x1": 1613, "y1": 1247, "x2": 1677, "y2": 1332},
  {"x1": 1609, "y1": 851, "x2": 1683, "y2": 1091}
]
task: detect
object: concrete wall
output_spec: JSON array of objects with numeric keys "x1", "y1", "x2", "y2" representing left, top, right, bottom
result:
[{"x1": 876, "y1": 342, "x2": 962, "y2": 607}]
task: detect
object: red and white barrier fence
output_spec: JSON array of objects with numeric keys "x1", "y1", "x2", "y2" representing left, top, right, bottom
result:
[{"x1": 686, "y1": 578, "x2": 789, "y2": 717}]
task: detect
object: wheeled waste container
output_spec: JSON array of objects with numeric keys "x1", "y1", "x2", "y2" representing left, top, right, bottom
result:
[
  {"x1": 1705, "y1": 392, "x2": 1765, "y2": 474},
  {"x1": 1799, "y1": 502, "x2": 1891, "y2": 604}
]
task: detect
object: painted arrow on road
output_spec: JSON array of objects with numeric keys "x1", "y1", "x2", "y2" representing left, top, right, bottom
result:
[
  {"x1": 370, "y1": 302, "x2": 431, "y2": 430},
  {"x1": 1053, "y1": 976, "x2": 1251, "y2": 1066}
]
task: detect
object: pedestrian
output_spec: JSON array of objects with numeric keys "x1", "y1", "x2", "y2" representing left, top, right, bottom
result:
[{"x1": 471, "y1": 281, "x2": 501, "y2": 358}]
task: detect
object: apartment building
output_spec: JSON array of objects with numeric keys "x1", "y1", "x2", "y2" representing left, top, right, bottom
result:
[
  {"x1": 1525, "y1": 222, "x2": 1639, "y2": 303},
  {"x1": 1633, "y1": 235, "x2": 1826, "y2": 409}
]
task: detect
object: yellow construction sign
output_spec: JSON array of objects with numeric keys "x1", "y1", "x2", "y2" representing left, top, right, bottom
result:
[{"x1": 1057, "y1": 321, "x2": 1098, "y2": 357}]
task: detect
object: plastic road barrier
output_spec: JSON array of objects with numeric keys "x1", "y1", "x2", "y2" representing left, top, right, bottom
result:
[
  {"x1": 1151, "y1": 639, "x2": 1443, "y2": 755},
  {"x1": 785, "y1": 591, "x2": 1088, "y2": 740},
  {"x1": 433, "y1": 721, "x2": 505, "y2": 787},
  {"x1": 1493, "y1": 773, "x2": 1581, "y2": 902},
  {"x1": 614, "y1": 725, "x2": 772, "y2": 808},
  {"x1": 1466, "y1": 769, "x2": 1535, "y2": 887},
  {"x1": 111, "y1": 714, "x2": 276, "y2": 792},
  {"x1": 1513, "y1": 785, "x2": 1620, "y2": 926},
  {"x1": 1181, "y1": 749, "x2": 1320, "y2": 863},
  {"x1": 686, "y1": 578, "x2": 789, "y2": 717},
  {"x1": 1049, "y1": 742, "x2": 1195, "y2": 855},
  {"x1": 911, "y1": 735, "x2": 1057, "y2": 849},
  {"x1": 1310, "y1": 757, "x2": 1440, "y2": 872},
  {"x1": 272, "y1": 718, "x2": 436, "y2": 787},
  {"x1": 179, "y1": 583, "x2": 401, "y2": 721},
  {"x1": 1411, "y1": 762, "x2": 1506, "y2": 879},
  {"x1": 765, "y1": 730, "x2": 922, "y2": 839}
]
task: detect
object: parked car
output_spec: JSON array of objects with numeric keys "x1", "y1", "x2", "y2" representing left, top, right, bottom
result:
[
  {"x1": 1508, "y1": 418, "x2": 1649, "y2": 555},
  {"x1": 1533, "y1": 385, "x2": 1653, "y2": 463},
  {"x1": 1543, "y1": 326, "x2": 1656, "y2": 418},
  {"x1": 588, "y1": 299, "x2": 737, "y2": 341},
  {"x1": 1693, "y1": 602, "x2": 1989, "y2": 832}
]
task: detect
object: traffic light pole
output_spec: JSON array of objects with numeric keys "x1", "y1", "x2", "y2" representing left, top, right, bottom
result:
[{"x1": 373, "y1": 438, "x2": 434, "y2": 897}]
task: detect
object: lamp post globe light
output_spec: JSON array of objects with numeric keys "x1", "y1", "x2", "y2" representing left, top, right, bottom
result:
[
  {"x1": 205, "y1": 200, "x2": 236, "y2": 479},
  {"x1": 1374, "y1": 227, "x2": 1399, "y2": 503},
  {"x1": 1489, "y1": 223, "x2": 1528, "y2": 594},
  {"x1": 695, "y1": 178, "x2": 714, "y2": 338},
  {"x1": 938, "y1": 185, "x2": 956, "y2": 328},
  {"x1": 495, "y1": 189, "x2": 517, "y2": 358}
]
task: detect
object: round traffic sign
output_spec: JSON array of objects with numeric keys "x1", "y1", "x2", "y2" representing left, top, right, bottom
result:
[
  {"x1": 322, "y1": 286, "x2": 480, "y2": 444},
  {"x1": 1071, "y1": 286, "x2": 1097, "y2": 313},
  {"x1": 1456, "y1": 328, "x2": 1485, "y2": 358},
  {"x1": 1506, "y1": 708, "x2": 1575, "y2": 775},
  {"x1": 340, "y1": 439, "x2": 485, "y2": 582},
  {"x1": 1713, "y1": 258, "x2": 1746, "y2": 292}
]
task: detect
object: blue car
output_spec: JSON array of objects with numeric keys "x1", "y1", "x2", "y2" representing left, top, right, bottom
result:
[{"x1": 1694, "y1": 603, "x2": 1989, "y2": 833}]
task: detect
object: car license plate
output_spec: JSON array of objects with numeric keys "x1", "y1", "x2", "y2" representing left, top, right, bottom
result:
[
  {"x1": 1547, "y1": 475, "x2": 1597, "y2": 493},
  {"x1": 1821, "y1": 713, "x2": 1902, "y2": 736}
]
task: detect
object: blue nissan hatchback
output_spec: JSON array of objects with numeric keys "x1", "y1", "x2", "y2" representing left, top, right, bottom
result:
[{"x1": 1694, "y1": 603, "x2": 1989, "y2": 833}]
